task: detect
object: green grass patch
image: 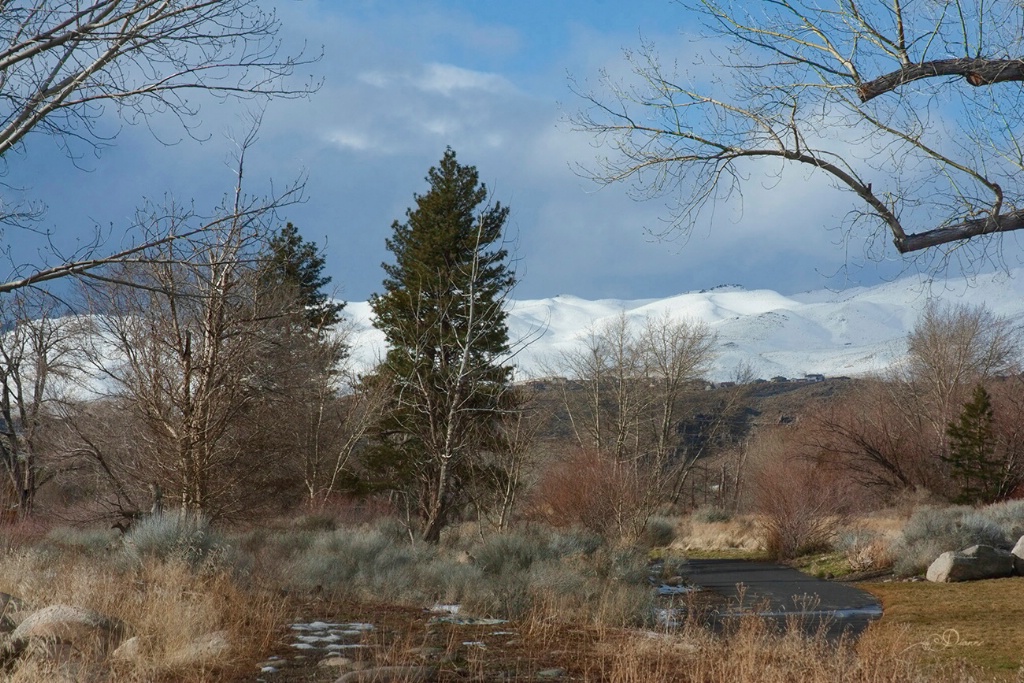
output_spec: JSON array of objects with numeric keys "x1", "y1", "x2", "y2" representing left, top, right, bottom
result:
[
  {"x1": 683, "y1": 548, "x2": 769, "y2": 561},
  {"x1": 864, "y1": 577, "x2": 1024, "y2": 679},
  {"x1": 790, "y1": 551, "x2": 858, "y2": 578}
]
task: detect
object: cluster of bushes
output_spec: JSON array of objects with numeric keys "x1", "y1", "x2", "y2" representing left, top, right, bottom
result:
[
  {"x1": 889, "y1": 500, "x2": 1024, "y2": 575},
  {"x1": 743, "y1": 497, "x2": 1024, "y2": 576},
  {"x1": 239, "y1": 519, "x2": 655, "y2": 626}
]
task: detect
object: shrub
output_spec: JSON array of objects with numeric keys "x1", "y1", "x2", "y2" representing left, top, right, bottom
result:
[
  {"x1": 291, "y1": 513, "x2": 336, "y2": 532},
  {"x1": 279, "y1": 525, "x2": 439, "y2": 603},
  {"x1": 891, "y1": 505, "x2": 1009, "y2": 576},
  {"x1": 122, "y1": 513, "x2": 222, "y2": 567},
  {"x1": 417, "y1": 559, "x2": 483, "y2": 604},
  {"x1": 546, "y1": 528, "x2": 604, "y2": 557},
  {"x1": 640, "y1": 517, "x2": 677, "y2": 548},
  {"x1": 530, "y1": 449, "x2": 651, "y2": 539},
  {"x1": 982, "y1": 499, "x2": 1024, "y2": 541},
  {"x1": 692, "y1": 505, "x2": 733, "y2": 524},
  {"x1": 753, "y1": 453, "x2": 853, "y2": 560},
  {"x1": 589, "y1": 545, "x2": 649, "y2": 584},
  {"x1": 43, "y1": 526, "x2": 119, "y2": 555},
  {"x1": 473, "y1": 530, "x2": 551, "y2": 575},
  {"x1": 835, "y1": 529, "x2": 893, "y2": 572}
]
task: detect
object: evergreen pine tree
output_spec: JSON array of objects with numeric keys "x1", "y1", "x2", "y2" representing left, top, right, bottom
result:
[
  {"x1": 944, "y1": 384, "x2": 998, "y2": 504},
  {"x1": 264, "y1": 222, "x2": 345, "y2": 331},
  {"x1": 369, "y1": 147, "x2": 516, "y2": 542}
]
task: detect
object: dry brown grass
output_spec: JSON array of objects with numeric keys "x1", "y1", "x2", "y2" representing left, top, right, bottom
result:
[
  {"x1": 865, "y1": 577, "x2": 1024, "y2": 679},
  {"x1": 0, "y1": 550, "x2": 285, "y2": 681},
  {"x1": 671, "y1": 514, "x2": 761, "y2": 553},
  {"x1": 514, "y1": 612, "x2": 1016, "y2": 683}
]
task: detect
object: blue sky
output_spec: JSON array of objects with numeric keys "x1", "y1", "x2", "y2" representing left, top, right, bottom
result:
[{"x1": 4, "y1": 0, "x2": 936, "y2": 303}]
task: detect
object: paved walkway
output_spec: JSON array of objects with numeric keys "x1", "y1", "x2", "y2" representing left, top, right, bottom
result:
[{"x1": 677, "y1": 559, "x2": 882, "y2": 639}]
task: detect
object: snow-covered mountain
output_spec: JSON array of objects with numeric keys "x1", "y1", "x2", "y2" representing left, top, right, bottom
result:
[{"x1": 343, "y1": 269, "x2": 1024, "y2": 382}]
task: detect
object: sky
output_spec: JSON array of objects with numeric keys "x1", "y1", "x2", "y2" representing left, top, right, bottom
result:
[{"x1": 3, "y1": 0, "x2": 1008, "y2": 304}]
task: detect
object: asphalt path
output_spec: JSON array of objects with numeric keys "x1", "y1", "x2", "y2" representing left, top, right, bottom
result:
[{"x1": 675, "y1": 559, "x2": 883, "y2": 639}]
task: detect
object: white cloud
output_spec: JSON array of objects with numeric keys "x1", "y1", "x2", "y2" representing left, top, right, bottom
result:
[
  {"x1": 324, "y1": 129, "x2": 376, "y2": 152},
  {"x1": 416, "y1": 63, "x2": 514, "y2": 96},
  {"x1": 357, "y1": 71, "x2": 391, "y2": 88}
]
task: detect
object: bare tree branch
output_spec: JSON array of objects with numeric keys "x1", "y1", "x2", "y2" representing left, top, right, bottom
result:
[
  {"x1": 859, "y1": 57, "x2": 1024, "y2": 102},
  {"x1": 575, "y1": 0, "x2": 1024, "y2": 262}
]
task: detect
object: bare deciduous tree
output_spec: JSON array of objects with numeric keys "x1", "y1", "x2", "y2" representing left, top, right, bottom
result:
[
  {"x1": 574, "y1": 0, "x2": 1024, "y2": 261},
  {"x1": 818, "y1": 300, "x2": 1021, "y2": 499},
  {"x1": 476, "y1": 388, "x2": 542, "y2": 531},
  {"x1": 551, "y1": 311, "x2": 717, "y2": 535},
  {"x1": 903, "y1": 300, "x2": 1021, "y2": 441},
  {"x1": 750, "y1": 426, "x2": 856, "y2": 560},
  {"x1": 0, "y1": 0, "x2": 315, "y2": 293},
  {"x1": 77, "y1": 134, "x2": 308, "y2": 520},
  {"x1": 0, "y1": 292, "x2": 87, "y2": 515},
  {"x1": 814, "y1": 378, "x2": 939, "y2": 493}
]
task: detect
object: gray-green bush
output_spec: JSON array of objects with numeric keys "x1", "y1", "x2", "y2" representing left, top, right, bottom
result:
[
  {"x1": 692, "y1": 506, "x2": 733, "y2": 524},
  {"x1": 474, "y1": 531, "x2": 552, "y2": 575},
  {"x1": 891, "y1": 505, "x2": 1010, "y2": 576},
  {"x1": 270, "y1": 521, "x2": 651, "y2": 624},
  {"x1": 122, "y1": 513, "x2": 224, "y2": 567},
  {"x1": 981, "y1": 499, "x2": 1024, "y2": 542}
]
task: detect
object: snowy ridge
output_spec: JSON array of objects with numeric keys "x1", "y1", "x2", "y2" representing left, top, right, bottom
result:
[{"x1": 344, "y1": 270, "x2": 1024, "y2": 382}]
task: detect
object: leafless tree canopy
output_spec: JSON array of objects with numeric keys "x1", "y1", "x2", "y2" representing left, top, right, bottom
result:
[
  {"x1": 0, "y1": 0, "x2": 312, "y2": 158},
  {"x1": 816, "y1": 301, "x2": 1023, "y2": 499},
  {"x1": 550, "y1": 311, "x2": 718, "y2": 535},
  {"x1": 573, "y1": 0, "x2": 1024, "y2": 261},
  {"x1": 0, "y1": 292, "x2": 88, "y2": 514},
  {"x1": 0, "y1": 0, "x2": 316, "y2": 293}
]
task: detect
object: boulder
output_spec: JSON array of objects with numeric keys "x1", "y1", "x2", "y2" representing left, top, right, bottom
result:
[
  {"x1": 1012, "y1": 535, "x2": 1024, "y2": 575},
  {"x1": 9, "y1": 604, "x2": 127, "y2": 657},
  {"x1": 926, "y1": 544, "x2": 1015, "y2": 583},
  {"x1": 163, "y1": 629, "x2": 231, "y2": 668}
]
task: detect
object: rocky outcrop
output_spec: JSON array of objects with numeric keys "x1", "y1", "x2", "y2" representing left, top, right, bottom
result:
[
  {"x1": 10, "y1": 604, "x2": 127, "y2": 656},
  {"x1": 926, "y1": 544, "x2": 1015, "y2": 583},
  {"x1": 0, "y1": 603, "x2": 128, "y2": 676}
]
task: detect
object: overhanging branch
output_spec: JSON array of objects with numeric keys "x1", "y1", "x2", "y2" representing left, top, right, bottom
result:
[
  {"x1": 896, "y1": 209, "x2": 1024, "y2": 253},
  {"x1": 859, "y1": 58, "x2": 1024, "y2": 102}
]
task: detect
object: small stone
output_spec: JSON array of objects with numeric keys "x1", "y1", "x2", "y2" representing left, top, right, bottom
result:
[
  {"x1": 320, "y1": 655, "x2": 354, "y2": 669},
  {"x1": 164, "y1": 630, "x2": 230, "y2": 668},
  {"x1": 537, "y1": 668, "x2": 566, "y2": 679},
  {"x1": 111, "y1": 635, "x2": 143, "y2": 661}
]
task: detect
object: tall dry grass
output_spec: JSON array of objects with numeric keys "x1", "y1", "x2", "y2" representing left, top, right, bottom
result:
[
  {"x1": 532, "y1": 614, "x2": 993, "y2": 683},
  {"x1": 673, "y1": 514, "x2": 761, "y2": 553},
  {"x1": 0, "y1": 548, "x2": 284, "y2": 682}
]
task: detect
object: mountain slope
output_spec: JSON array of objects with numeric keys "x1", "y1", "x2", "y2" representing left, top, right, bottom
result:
[{"x1": 344, "y1": 270, "x2": 1024, "y2": 381}]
